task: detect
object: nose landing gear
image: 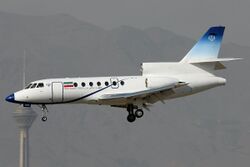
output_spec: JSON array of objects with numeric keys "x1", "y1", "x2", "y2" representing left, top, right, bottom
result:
[
  {"x1": 38, "y1": 105, "x2": 48, "y2": 122},
  {"x1": 126, "y1": 104, "x2": 144, "y2": 123}
]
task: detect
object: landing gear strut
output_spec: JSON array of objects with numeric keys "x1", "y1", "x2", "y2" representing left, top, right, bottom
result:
[
  {"x1": 39, "y1": 105, "x2": 48, "y2": 122},
  {"x1": 126, "y1": 104, "x2": 144, "y2": 123}
]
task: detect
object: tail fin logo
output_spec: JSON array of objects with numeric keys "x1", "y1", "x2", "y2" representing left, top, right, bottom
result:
[{"x1": 208, "y1": 33, "x2": 216, "y2": 42}]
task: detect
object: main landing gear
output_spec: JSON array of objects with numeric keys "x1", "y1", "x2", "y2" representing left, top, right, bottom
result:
[
  {"x1": 38, "y1": 104, "x2": 48, "y2": 122},
  {"x1": 126, "y1": 104, "x2": 144, "y2": 123}
]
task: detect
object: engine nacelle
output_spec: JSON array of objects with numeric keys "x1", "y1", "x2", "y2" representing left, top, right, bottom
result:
[{"x1": 146, "y1": 77, "x2": 178, "y2": 89}]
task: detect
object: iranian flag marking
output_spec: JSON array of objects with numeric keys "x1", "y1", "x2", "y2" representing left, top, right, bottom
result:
[{"x1": 64, "y1": 82, "x2": 73, "y2": 88}]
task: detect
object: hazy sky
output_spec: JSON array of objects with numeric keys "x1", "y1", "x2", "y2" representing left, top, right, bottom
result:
[{"x1": 0, "y1": 0, "x2": 250, "y2": 46}]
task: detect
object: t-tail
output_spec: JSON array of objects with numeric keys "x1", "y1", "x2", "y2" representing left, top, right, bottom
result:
[
  {"x1": 142, "y1": 26, "x2": 241, "y2": 76},
  {"x1": 180, "y1": 26, "x2": 242, "y2": 71}
]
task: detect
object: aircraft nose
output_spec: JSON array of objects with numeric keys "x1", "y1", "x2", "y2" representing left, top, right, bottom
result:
[{"x1": 5, "y1": 93, "x2": 16, "y2": 103}]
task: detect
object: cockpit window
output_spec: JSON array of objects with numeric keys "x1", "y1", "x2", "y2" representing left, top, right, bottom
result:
[
  {"x1": 25, "y1": 83, "x2": 32, "y2": 89},
  {"x1": 30, "y1": 83, "x2": 37, "y2": 89},
  {"x1": 37, "y1": 83, "x2": 44, "y2": 88}
]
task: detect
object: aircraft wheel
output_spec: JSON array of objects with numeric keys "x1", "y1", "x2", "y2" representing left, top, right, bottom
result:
[
  {"x1": 41, "y1": 116, "x2": 47, "y2": 122},
  {"x1": 127, "y1": 114, "x2": 136, "y2": 123},
  {"x1": 135, "y1": 109, "x2": 144, "y2": 118}
]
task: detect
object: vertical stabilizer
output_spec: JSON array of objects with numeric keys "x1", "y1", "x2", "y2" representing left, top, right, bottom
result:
[{"x1": 181, "y1": 26, "x2": 225, "y2": 63}]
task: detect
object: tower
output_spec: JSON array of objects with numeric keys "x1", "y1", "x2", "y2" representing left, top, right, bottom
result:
[{"x1": 13, "y1": 106, "x2": 37, "y2": 167}]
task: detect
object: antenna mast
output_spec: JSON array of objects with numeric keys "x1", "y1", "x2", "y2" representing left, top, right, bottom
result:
[{"x1": 23, "y1": 49, "x2": 26, "y2": 88}]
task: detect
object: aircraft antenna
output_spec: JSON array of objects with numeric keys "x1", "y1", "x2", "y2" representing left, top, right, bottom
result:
[{"x1": 23, "y1": 49, "x2": 26, "y2": 88}]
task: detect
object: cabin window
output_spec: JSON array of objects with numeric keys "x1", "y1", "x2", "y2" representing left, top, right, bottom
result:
[
  {"x1": 105, "y1": 81, "x2": 109, "y2": 86},
  {"x1": 37, "y1": 83, "x2": 44, "y2": 88},
  {"x1": 25, "y1": 84, "x2": 32, "y2": 89},
  {"x1": 89, "y1": 82, "x2": 93, "y2": 87},
  {"x1": 73, "y1": 82, "x2": 78, "y2": 87},
  {"x1": 97, "y1": 82, "x2": 101, "y2": 86},
  {"x1": 81, "y1": 82, "x2": 86, "y2": 87},
  {"x1": 31, "y1": 83, "x2": 37, "y2": 89},
  {"x1": 120, "y1": 81, "x2": 125, "y2": 86},
  {"x1": 112, "y1": 81, "x2": 117, "y2": 86}
]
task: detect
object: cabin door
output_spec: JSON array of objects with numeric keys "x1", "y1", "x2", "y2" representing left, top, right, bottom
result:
[{"x1": 52, "y1": 82, "x2": 63, "y2": 102}]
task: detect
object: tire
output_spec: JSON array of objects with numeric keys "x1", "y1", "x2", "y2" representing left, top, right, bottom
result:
[
  {"x1": 41, "y1": 116, "x2": 47, "y2": 122},
  {"x1": 135, "y1": 109, "x2": 144, "y2": 118},
  {"x1": 127, "y1": 114, "x2": 136, "y2": 123}
]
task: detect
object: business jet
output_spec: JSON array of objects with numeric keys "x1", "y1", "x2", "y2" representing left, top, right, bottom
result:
[{"x1": 5, "y1": 26, "x2": 241, "y2": 123}]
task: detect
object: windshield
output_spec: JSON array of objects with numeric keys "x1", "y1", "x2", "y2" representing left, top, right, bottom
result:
[
  {"x1": 30, "y1": 83, "x2": 37, "y2": 89},
  {"x1": 37, "y1": 83, "x2": 44, "y2": 88},
  {"x1": 25, "y1": 83, "x2": 32, "y2": 89}
]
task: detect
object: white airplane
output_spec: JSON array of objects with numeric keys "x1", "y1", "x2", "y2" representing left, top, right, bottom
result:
[{"x1": 6, "y1": 26, "x2": 241, "y2": 122}]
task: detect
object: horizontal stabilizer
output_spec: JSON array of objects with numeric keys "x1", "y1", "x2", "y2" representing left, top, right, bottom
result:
[
  {"x1": 189, "y1": 58, "x2": 242, "y2": 64},
  {"x1": 190, "y1": 58, "x2": 242, "y2": 71}
]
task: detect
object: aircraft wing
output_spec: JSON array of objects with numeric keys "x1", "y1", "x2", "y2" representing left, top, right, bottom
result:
[{"x1": 99, "y1": 82, "x2": 187, "y2": 102}]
